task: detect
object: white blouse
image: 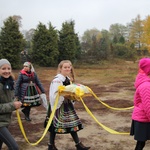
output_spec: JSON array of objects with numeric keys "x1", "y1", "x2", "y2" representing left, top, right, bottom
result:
[{"x1": 49, "y1": 74, "x2": 68, "y2": 110}]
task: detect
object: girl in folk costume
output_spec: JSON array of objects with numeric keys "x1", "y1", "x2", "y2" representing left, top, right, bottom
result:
[
  {"x1": 48, "y1": 60, "x2": 90, "y2": 150},
  {"x1": 130, "y1": 58, "x2": 150, "y2": 150},
  {"x1": 0, "y1": 59, "x2": 22, "y2": 149},
  {"x1": 15, "y1": 62, "x2": 45, "y2": 121}
]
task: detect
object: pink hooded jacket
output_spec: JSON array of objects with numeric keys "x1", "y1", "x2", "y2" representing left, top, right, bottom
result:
[{"x1": 132, "y1": 58, "x2": 150, "y2": 122}]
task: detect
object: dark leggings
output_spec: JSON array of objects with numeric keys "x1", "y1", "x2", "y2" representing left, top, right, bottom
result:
[
  {"x1": 0, "y1": 127, "x2": 19, "y2": 150},
  {"x1": 23, "y1": 106, "x2": 31, "y2": 114},
  {"x1": 50, "y1": 131, "x2": 80, "y2": 144},
  {"x1": 135, "y1": 141, "x2": 145, "y2": 150}
]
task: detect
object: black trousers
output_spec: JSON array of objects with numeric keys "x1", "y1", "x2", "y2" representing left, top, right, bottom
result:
[
  {"x1": 0, "y1": 127, "x2": 19, "y2": 150},
  {"x1": 135, "y1": 141, "x2": 145, "y2": 150},
  {"x1": 23, "y1": 106, "x2": 31, "y2": 115}
]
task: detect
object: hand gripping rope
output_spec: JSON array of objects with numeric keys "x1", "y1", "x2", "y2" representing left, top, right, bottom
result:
[{"x1": 16, "y1": 93, "x2": 59, "y2": 146}]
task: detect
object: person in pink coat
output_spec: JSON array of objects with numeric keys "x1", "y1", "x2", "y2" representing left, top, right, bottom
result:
[{"x1": 130, "y1": 58, "x2": 150, "y2": 150}]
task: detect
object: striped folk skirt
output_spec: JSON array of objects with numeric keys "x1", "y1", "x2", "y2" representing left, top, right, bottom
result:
[
  {"x1": 49, "y1": 100, "x2": 83, "y2": 134},
  {"x1": 22, "y1": 83, "x2": 41, "y2": 107}
]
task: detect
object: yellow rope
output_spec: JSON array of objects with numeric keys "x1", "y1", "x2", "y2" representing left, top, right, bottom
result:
[
  {"x1": 17, "y1": 86, "x2": 133, "y2": 146},
  {"x1": 80, "y1": 97, "x2": 130, "y2": 135},
  {"x1": 88, "y1": 88, "x2": 134, "y2": 110},
  {"x1": 16, "y1": 93, "x2": 59, "y2": 146}
]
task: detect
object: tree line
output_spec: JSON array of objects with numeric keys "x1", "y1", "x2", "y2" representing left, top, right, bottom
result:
[
  {"x1": 0, "y1": 16, "x2": 81, "y2": 68},
  {"x1": 0, "y1": 14, "x2": 150, "y2": 68}
]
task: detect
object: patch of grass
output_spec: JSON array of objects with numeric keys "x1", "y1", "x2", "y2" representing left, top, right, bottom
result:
[
  {"x1": 13, "y1": 60, "x2": 138, "y2": 86},
  {"x1": 74, "y1": 60, "x2": 137, "y2": 85}
]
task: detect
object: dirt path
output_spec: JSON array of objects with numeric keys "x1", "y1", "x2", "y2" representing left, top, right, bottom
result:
[
  {"x1": 7, "y1": 100, "x2": 150, "y2": 150},
  {"x1": 2, "y1": 64, "x2": 150, "y2": 150}
]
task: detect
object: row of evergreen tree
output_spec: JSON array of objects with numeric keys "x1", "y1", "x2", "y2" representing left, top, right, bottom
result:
[
  {"x1": 0, "y1": 17, "x2": 81, "y2": 69},
  {"x1": 0, "y1": 15, "x2": 146, "y2": 69}
]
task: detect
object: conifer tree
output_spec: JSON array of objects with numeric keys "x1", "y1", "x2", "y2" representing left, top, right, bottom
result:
[
  {"x1": 58, "y1": 20, "x2": 80, "y2": 62},
  {"x1": 32, "y1": 22, "x2": 59, "y2": 66},
  {"x1": 48, "y1": 23, "x2": 59, "y2": 66},
  {"x1": 75, "y1": 33, "x2": 81, "y2": 59},
  {"x1": 0, "y1": 17, "x2": 24, "y2": 68}
]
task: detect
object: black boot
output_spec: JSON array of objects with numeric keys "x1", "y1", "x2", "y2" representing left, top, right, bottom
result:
[
  {"x1": 75, "y1": 142, "x2": 90, "y2": 150},
  {"x1": 22, "y1": 108, "x2": 31, "y2": 121},
  {"x1": 48, "y1": 143, "x2": 58, "y2": 150}
]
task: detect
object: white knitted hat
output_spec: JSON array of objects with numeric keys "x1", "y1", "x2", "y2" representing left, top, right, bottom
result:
[{"x1": 0, "y1": 59, "x2": 11, "y2": 67}]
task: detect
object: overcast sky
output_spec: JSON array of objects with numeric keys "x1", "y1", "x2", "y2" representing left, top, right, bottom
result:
[{"x1": 0, "y1": 0, "x2": 150, "y2": 36}]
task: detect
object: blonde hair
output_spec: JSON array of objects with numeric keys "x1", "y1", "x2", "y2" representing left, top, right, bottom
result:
[
  {"x1": 11, "y1": 72, "x2": 15, "y2": 80},
  {"x1": 57, "y1": 60, "x2": 75, "y2": 82}
]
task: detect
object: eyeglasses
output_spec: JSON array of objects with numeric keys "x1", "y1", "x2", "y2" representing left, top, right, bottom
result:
[{"x1": 24, "y1": 66, "x2": 28, "y2": 67}]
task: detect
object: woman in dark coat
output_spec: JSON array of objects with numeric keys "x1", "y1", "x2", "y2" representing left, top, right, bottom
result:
[{"x1": 15, "y1": 62, "x2": 45, "y2": 121}]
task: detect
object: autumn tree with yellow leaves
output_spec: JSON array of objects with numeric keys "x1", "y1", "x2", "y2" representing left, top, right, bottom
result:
[{"x1": 142, "y1": 15, "x2": 150, "y2": 51}]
